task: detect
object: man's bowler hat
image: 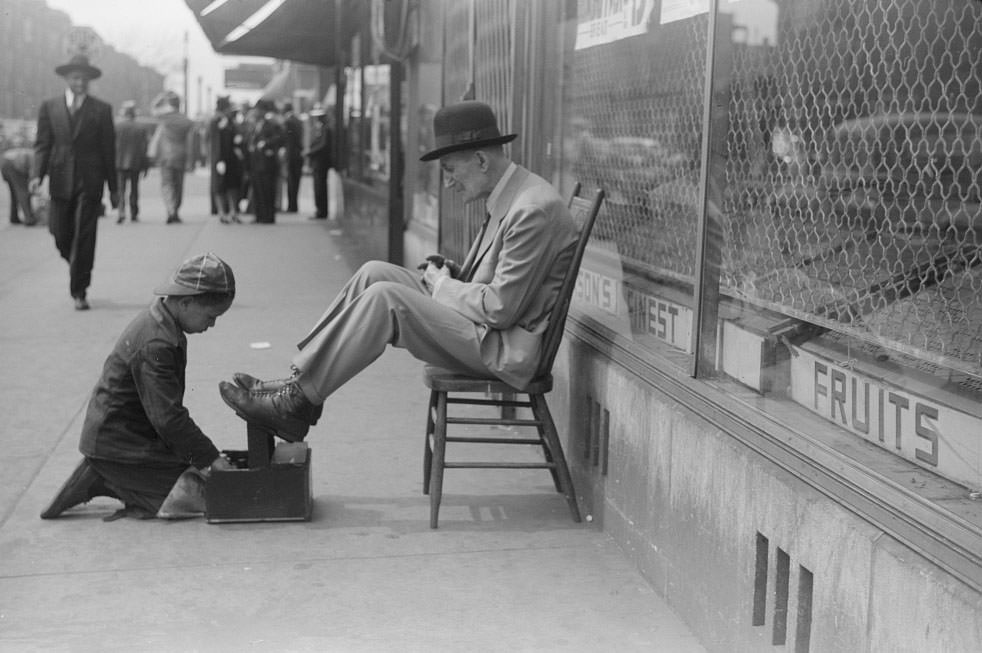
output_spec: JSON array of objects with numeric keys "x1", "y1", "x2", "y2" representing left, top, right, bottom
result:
[
  {"x1": 55, "y1": 54, "x2": 102, "y2": 80},
  {"x1": 419, "y1": 101, "x2": 517, "y2": 161},
  {"x1": 154, "y1": 252, "x2": 236, "y2": 297}
]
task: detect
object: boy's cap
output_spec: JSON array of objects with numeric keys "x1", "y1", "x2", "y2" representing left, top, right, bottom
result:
[{"x1": 154, "y1": 252, "x2": 235, "y2": 296}]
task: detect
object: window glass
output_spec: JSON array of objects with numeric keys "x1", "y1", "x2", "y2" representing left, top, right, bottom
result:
[
  {"x1": 710, "y1": 0, "x2": 982, "y2": 493},
  {"x1": 560, "y1": 0, "x2": 982, "y2": 497},
  {"x1": 561, "y1": 3, "x2": 708, "y2": 366}
]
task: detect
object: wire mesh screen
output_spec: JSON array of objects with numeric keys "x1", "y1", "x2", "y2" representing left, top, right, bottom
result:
[
  {"x1": 562, "y1": 14, "x2": 708, "y2": 286},
  {"x1": 438, "y1": 0, "x2": 515, "y2": 264},
  {"x1": 719, "y1": 0, "x2": 982, "y2": 377}
]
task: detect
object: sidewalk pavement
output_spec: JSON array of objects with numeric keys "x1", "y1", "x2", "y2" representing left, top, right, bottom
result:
[{"x1": 0, "y1": 170, "x2": 705, "y2": 652}]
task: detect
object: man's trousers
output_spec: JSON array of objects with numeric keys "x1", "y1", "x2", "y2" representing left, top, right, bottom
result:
[
  {"x1": 117, "y1": 169, "x2": 141, "y2": 219},
  {"x1": 49, "y1": 188, "x2": 101, "y2": 299},
  {"x1": 293, "y1": 261, "x2": 490, "y2": 403},
  {"x1": 159, "y1": 166, "x2": 185, "y2": 219}
]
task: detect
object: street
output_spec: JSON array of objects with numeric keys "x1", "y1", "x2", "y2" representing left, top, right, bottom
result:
[{"x1": 0, "y1": 169, "x2": 704, "y2": 651}]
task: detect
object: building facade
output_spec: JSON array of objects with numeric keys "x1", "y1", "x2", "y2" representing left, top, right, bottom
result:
[
  {"x1": 0, "y1": 0, "x2": 164, "y2": 145},
  {"x1": 333, "y1": 0, "x2": 982, "y2": 649}
]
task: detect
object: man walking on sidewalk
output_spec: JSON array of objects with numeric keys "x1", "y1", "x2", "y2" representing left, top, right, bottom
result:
[
  {"x1": 114, "y1": 101, "x2": 149, "y2": 223},
  {"x1": 304, "y1": 105, "x2": 333, "y2": 219},
  {"x1": 30, "y1": 53, "x2": 118, "y2": 311},
  {"x1": 281, "y1": 101, "x2": 303, "y2": 213},
  {"x1": 219, "y1": 101, "x2": 578, "y2": 441},
  {"x1": 149, "y1": 91, "x2": 195, "y2": 224}
]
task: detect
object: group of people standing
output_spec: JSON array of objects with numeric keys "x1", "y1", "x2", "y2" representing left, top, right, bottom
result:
[
  {"x1": 207, "y1": 96, "x2": 334, "y2": 224},
  {"x1": 24, "y1": 51, "x2": 337, "y2": 311}
]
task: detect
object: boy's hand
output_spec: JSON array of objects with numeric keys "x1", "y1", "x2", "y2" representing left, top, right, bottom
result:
[{"x1": 210, "y1": 455, "x2": 234, "y2": 472}]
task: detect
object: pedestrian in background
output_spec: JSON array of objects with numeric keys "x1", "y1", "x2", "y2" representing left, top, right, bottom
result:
[
  {"x1": 305, "y1": 105, "x2": 333, "y2": 220},
  {"x1": 2, "y1": 144, "x2": 38, "y2": 225},
  {"x1": 30, "y1": 54, "x2": 118, "y2": 311},
  {"x1": 245, "y1": 99, "x2": 283, "y2": 224},
  {"x1": 281, "y1": 101, "x2": 303, "y2": 213},
  {"x1": 114, "y1": 100, "x2": 148, "y2": 223},
  {"x1": 149, "y1": 91, "x2": 195, "y2": 224},
  {"x1": 208, "y1": 96, "x2": 244, "y2": 224}
]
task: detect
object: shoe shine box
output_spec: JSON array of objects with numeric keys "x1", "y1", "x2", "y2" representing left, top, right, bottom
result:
[{"x1": 206, "y1": 424, "x2": 312, "y2": 522}]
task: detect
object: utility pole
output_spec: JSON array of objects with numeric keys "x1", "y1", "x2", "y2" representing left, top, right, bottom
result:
[{"x1": 182, "y1": 31, "x2": 189, "y2": 112}]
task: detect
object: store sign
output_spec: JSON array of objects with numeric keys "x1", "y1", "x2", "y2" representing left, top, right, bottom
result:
[
  {"x1": 575, "y1": 268, "x2": 619, "y2": 315},
  {"x1": 626, "y1": 286, "x2": 693, "y2": 352},
  {"x1": 789, "y1": 347, "x2": 982, "y2": 489},
  {"x1": 660, "y1": 0, "x2": 741, "y2": 25},
  {"x1": 575, "y1": 0, "x2": 656, "y2": 50}
]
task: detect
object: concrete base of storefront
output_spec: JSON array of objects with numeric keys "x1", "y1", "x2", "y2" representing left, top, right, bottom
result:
[{"x1": 553, "y1": 336, "x2": 982, "y2": 653}]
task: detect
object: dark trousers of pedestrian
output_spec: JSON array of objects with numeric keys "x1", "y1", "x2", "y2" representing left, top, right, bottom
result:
[
  {"x1": 252, "y1": 167, "x2": 277, "y2": 223},
  {"x1": 117, "y1": 169, "x2": 141, "y2": 221},
  {"x1": 2, "y1": 165, "x2": 35, "y2": 225},
  {"x1": 49, "y1": 183, "x2": 100, "y2": 299},
  {"x1": 311, "y1": 160, "x2": 329, "y2": 219},
  {"x1": 160, "y1": 166, "x2": 185, "y2": 221},
  {"x1": 285, "y1": 156, "x2": 302, "y2": 212}
]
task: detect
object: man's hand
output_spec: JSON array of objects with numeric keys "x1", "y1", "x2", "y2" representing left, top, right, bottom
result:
[
  {"x1": 421, "y1": 260, "x2": 450, "y2": 294},
  {"x1": 28, "y1": 178, "x2": 41, "y2": 195},
  {"x1": 215, "y1": 161, "x2": 226, "y2": 175},
  {"x1": 416, "y1": 254, "x2": 461, "y2": 278}
]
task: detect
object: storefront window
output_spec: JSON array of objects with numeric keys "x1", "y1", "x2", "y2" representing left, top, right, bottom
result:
[
  {"x1": 562, "y1": 0, "x2": 982, "y2": 495},
  {"x1": 562, "y1": 3, "x2": 707, "y2": 364},
  {"x1": 343, "y1": 63, "x2": 392, "y2": 185},
  {"x1": 710, "y1": 0, "x2": 981, "y2": 493}
]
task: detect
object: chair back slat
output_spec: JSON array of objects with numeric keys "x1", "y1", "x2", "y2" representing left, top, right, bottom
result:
[{"x1": 533, "y1": 184, "x2": 606, "y2": 380}]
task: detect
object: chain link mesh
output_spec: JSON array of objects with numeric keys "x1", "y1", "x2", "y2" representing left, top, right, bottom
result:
[
  {"x1": 438, "y1": 0, "x2": 515, "y2": 264},
  {"x1": 564, "y1": 16, "x2": 708, "y2": 286},
  {"x1": 720, "y1": 0, "x2": 981, "y2": 378},
  {"x1": 562, "y1": 0, "x2": 981, "y2": 380}
]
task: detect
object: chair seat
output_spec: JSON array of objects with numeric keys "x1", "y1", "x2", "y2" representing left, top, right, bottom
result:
[{"x1": 423, "y1": 366, "x2": 554, "y2": 394}]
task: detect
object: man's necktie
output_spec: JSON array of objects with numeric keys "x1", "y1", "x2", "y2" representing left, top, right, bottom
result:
[{"x1": 459, "y1": 212, "x2": 492, "y2": 281}]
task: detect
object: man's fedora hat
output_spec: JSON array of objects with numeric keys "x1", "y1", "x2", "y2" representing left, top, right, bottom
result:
[
  {"x1": 419, "y1": 101, "x2": 517, "y2": 161},
  {"x1": 55, "y1": 54, "x2": 102, "y2": 80}
]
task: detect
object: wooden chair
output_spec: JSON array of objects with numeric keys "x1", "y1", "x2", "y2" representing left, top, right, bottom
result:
[{"x1": 422, "y1": 184, "x2": 606, "y2": 528}]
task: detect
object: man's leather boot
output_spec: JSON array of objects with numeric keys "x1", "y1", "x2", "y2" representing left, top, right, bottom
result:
[
  {"x1": 219, "y1": 380, "x2": 318, "y2": 442},
  {"x1": 232, "y1": 368, "x2": 322, "y2": 425}
]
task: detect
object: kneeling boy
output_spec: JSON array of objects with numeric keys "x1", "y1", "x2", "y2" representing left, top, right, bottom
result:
[{"x1": 40, "y1": 252, "x2": 236, "y2": 520}]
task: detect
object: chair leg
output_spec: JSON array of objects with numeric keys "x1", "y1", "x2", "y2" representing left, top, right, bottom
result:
[
  {"x1": 533, "y1": 405, "x2": 562, "y2": 493},
  {"x1": 530, "y1": 393, "x2": 582, "y2": 523},
  {"x1": 429, "y1": 390, "x2": 448, "y2": 529},
  {"x1": 423, "y1": 390, "x2": 438, "y2": 495}
]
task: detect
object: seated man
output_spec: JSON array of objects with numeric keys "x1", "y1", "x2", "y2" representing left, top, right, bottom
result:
[
  {"x1": 220, "y1": 101, "x2": 579, "y2": 441},
  {"x1": 40, "y1": 253, "x2": 236, "y2": 520}
]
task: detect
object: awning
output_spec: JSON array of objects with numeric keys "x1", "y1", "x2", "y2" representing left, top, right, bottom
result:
[{"x1": 185, "y1": 0, "x2": 356, "y2": 67}]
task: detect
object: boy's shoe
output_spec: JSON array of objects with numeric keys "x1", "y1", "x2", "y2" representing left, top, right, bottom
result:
[{"x1": 40, "y1": 459, "x2": 113, "y2": 519}]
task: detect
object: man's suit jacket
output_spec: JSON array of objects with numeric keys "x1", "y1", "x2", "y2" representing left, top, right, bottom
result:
[
  {"x1": 245, "y1": 116, "x2": 284, "y2": 174},
  {"x1": 33, "y1": 94, "x2": 117, "y2": 201},
  {"x1": 115, "y1": 119, "x2": 149, "y2": 172},
  {"x1": 282, "y1": 113, "x2": 303, "y2": 163},
  {"x1": 432, "y1": 165, "x2": 578, "y2": 387}
]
